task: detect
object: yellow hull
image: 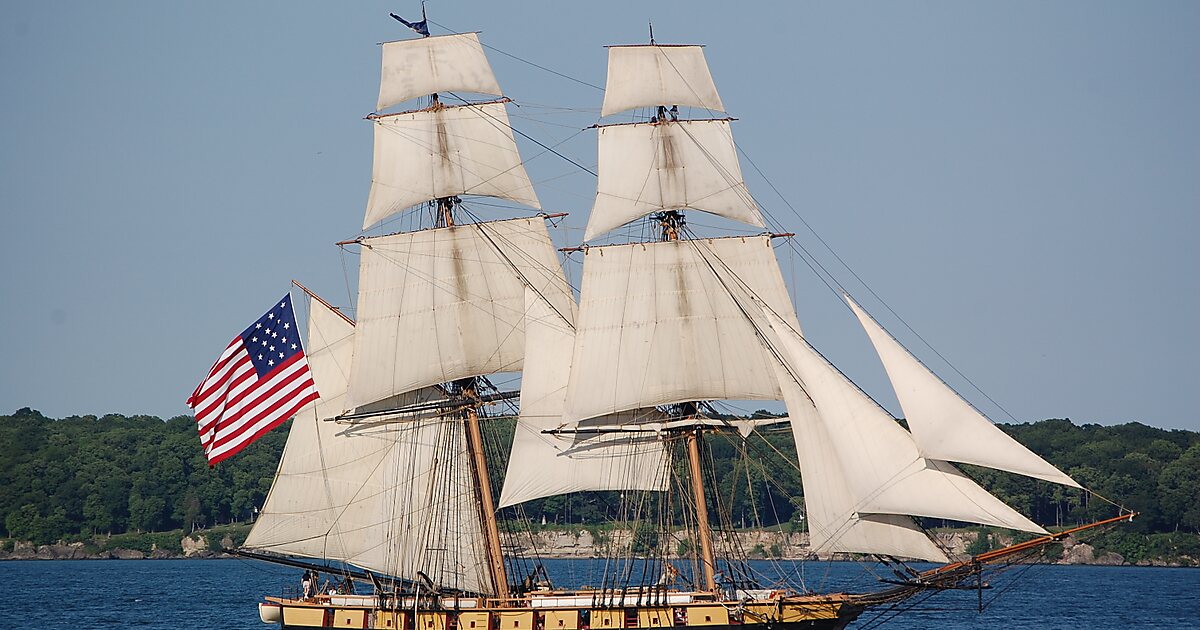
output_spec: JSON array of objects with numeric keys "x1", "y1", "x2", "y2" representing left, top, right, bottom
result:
[{"x1": 260, "y1": 592, "x2": 861, "y2": 630}]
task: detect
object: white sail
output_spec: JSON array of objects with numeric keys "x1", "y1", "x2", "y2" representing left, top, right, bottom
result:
[
  {"x1": 761, "y1": 309, "x2": 1047, "y2": 535},
  {"x1": 601, "y1": 45, "x2": 725, "y2": 117},
  {"x1": 585, "y1": 119, "x2": 764, "y2": 241},
  {"x1": 563, "y1": 236, "x2": 800, "y2": 423},
  {"x1": 378, "y1": 33, "x2": 503, "y2": 111},
  {"x1": 364, "y1": 101, "x2": 541, "y2": 229},
  {"x1": 245, "y1": 297, "x2": 495, "y2": 594},
  {"x1": 347, "y1": 217, "x2": 574, "y2": 411},
  {"x1": 773, "y1": 392, "x2": 950, "y2": 562},
  {"x1": 499, "y1": 288, "x2": 671, "y2": 508},
  {"x1": 844, "y1": 295, "x2": 1080, "y2": 488}
]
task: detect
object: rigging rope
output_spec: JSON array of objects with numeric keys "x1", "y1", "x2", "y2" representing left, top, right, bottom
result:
[{"x1": 426, "y1": 18, "x2": 606, "y2": 92}]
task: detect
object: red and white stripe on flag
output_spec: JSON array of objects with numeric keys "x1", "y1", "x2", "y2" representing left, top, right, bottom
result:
[{"x1": 187, "y1": 295, "x2": 318, "y2": 465}]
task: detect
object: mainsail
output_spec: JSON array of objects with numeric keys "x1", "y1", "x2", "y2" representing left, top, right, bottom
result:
[{"x1": 844, "y1": 294, "x2": 1080, "y2": 488}]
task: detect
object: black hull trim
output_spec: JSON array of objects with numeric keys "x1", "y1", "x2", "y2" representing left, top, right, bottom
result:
[{"x1": 282, "y1": 622, "x2": 862, "y2": 630}]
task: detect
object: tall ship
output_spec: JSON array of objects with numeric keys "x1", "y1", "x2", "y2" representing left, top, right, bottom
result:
[{"x1": 231, "y1": 16, "x2": 1133, "y2": 630}]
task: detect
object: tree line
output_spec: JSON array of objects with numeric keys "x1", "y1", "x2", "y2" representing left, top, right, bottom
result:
[{"x1": 1, "y1": 407, "x2": 1197, "y2": 547}]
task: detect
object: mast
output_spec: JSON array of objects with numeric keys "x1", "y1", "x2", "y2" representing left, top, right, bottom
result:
[
  {"x1": 344, "y1": 21, "x2": 576, "y2": 596},
  {"x1": 432, "y1": 123, "x2": 506, "y2": 589},
  {"x1": 660, "y1": 208, "x2": 718, "y2": 593},
  {"x1": 569, "y1": 42, "x2": 795, "y2": 592},
  {"x1": 684, "y1": 426, "x2": 717, "y2": 593},
  {"x1": 430, "y1": 97, "x2": 506, "y2": 595},
  {"x1": 422, "y1": 63, "x2": 506, "y2": 595},
  {"x1": 459, "y1": 377, "x2": 510, "y2": 598},
  {"x1": 437, "y1": 155, "x2": 504, "y2": 595}
]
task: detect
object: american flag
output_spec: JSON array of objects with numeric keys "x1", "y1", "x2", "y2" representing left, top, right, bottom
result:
[{"x1": 187, "y1": 294, "x2": 319, "y2": 465}]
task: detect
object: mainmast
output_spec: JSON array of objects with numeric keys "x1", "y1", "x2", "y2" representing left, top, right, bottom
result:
[
  {"x1": 567, "y1": 41, "x2": 791, "y2": 594},
  {"x1": 660, "y1": 209, "x2": 718, "y2": 593}
]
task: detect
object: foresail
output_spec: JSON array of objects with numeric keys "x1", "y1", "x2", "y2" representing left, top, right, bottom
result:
[
  {"x1": 499, "y1": 288, "x2": 670, "y2": 508},
  {"x1": 328, "y1": 418, "x2": 495, "y2": 594},
  {"x1": 378, "y1": 33, "x2": 503, "y2": 111},
  {"x1": 761, "y1": 309, "x2": 1047, "y2": 535},
  {"x1": 601, "y1": 45, "x2": 725, "y2": 117},
  {"x1": 245, "y1": 296, "x2": 496, "y2": 594},
  {"x1": 585, "y1": 119, "x2": 764, "y2": 241},
  {"x1": 563, "y1": 236, "x2": 800, "y2": 423},
  {"x1": 844, "y1": 295, "x2": 1080, "y2": 488},
  {"x1": 346, "y1": 217, "x2": 574, "y2": 411},
  {"x1": 364, "y1": 102, "x2": 541, "y2": 229}
]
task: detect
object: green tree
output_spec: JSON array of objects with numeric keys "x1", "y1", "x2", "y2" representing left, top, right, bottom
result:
[
  {"x1": 5, "y1": 504, "x2": 45, "y2": 544},
  {"x1": 1158, "y1": 444, "x2": 1200, "y2": 532}
]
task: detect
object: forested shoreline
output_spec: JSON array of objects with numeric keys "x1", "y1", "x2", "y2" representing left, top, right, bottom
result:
[{"x1": 2, "y1": 408, "x2": 1197, "y2": 564}]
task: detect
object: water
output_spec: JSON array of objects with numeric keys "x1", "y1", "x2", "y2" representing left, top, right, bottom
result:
[{"x1": 4, "y1": 559, "x2": 1197, "y2": 629}]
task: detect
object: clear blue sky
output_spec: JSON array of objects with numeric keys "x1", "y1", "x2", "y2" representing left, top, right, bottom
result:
[{"x1": 2, "y1": 2, "x2": 1197, "y2": 431}]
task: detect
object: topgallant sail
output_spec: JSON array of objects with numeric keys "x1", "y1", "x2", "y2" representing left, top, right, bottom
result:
[{"x1": 223, "y1": 19, "x2": 1134, "y2": 630}]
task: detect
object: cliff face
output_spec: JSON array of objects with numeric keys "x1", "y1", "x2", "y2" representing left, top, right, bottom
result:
[
  {"x1": 0, "y1": 529, "x2": 1193, "y2": 566},
  {"x1": 506, "y1": 528, "x2": 1191, "y2": 567}
]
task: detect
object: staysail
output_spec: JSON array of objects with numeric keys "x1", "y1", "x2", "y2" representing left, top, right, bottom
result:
[
  {"x1": 760, "y1": 308, "x2": 1047, "y2": 538},
  {"x1": 499, "y1": 288, "x2": 671, "y2": 508},
  {"x1": 772, "y1": 387, "x2": 951, "y2": 562},
  {"x1": 844, "y1": 295, "x2": 1080, "y2": 488}
]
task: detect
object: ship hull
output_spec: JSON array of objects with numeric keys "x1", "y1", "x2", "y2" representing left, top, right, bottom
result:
[
  {"x1": 279, "y1": 622, "x2": 858, "y2": 630},
  {"x1": 261, "y1": 596, "x2": 863, "y2": 630}
]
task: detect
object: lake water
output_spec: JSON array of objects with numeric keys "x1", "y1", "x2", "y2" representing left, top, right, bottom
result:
[{"x1": 4, "y1": 559, "x2": 1197, "y2": 629}]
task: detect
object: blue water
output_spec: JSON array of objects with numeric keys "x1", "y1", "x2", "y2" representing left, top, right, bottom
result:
[{"x1": 4, "y1": 559, "x2": 1197, "y2": 629}]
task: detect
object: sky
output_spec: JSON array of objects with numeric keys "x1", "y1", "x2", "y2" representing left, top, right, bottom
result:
[{"x1": 1, "y1": 2, "x2": 1197, "y2": 431}]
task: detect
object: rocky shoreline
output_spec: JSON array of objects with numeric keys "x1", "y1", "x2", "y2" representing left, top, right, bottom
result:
[
  {"x1": 0, "y1": 532, "x2": 237, "y2": 561},
  {"x1": 2, "y1": 528, "x2": 1194, "y2": 567}
]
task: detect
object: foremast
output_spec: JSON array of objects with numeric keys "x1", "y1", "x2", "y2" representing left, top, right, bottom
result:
[
  {"x1": 322, "y1": 23, "x2": 574, "y2": 597},
  {"x1": 426, "y1": 104, "x2": 507, "y2": 595},
  {"x1": 441, "y1": 183, "x2": 509, "y2": 598},
  {"x1": 683, "y1": 425, "x2": 718, "y2": 593},
  {"x1": 385, "y1": 23, "x2": 512, "y2": 593}
]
